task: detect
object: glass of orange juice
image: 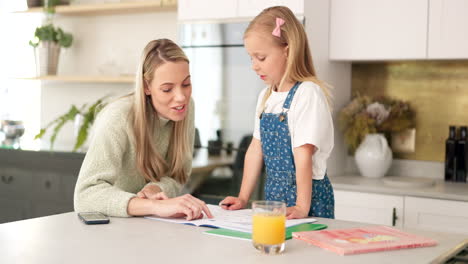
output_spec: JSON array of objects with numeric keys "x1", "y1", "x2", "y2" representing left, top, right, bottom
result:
[{"x1": 252, "y1": 201, "x2": 286, "y2": 254}]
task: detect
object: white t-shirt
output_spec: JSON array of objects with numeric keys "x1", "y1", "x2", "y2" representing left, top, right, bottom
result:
[{"x1": 253, "y1": 81, "x2": 334, "y2": 180}]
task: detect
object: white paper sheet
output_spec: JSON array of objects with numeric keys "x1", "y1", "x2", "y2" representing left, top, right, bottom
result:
[{"x1": 145, "y1": 204, "x2": 316, "y2": 233}]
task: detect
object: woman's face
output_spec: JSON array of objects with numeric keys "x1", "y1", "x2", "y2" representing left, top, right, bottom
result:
[{"x1": 145, "y1": 61, "x2": 192, "y2": 122}]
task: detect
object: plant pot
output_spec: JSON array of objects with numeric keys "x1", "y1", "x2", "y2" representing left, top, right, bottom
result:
[
  {"x1": 355, "y1": 133, "x2": 392, "y2": 178},
  {"x1": 27, "y1": 0, "x2": 42, "y2": 8},
  {"x1": 43, "y1": 0, "x2": 70, "y2": 6},
  {"x1": 34, "y1": 41, "x2": 61, "y2": 76}
]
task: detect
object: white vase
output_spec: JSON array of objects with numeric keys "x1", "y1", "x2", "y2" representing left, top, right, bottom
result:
[{"x1": 355, "y1": 133, "x2": 392, "y2": 178}]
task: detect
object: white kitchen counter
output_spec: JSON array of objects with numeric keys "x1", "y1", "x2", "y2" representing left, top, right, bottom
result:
[
  {"x1": 330, "y1": 175, "x2": 468, "y2": 202},
  {"x1": 0, "y1": 212, "x2": 466, "y2": 264}
]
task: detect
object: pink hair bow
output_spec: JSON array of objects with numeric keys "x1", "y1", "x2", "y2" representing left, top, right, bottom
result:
[{"x1": 272, "y1": 17, "x2": 285, "y2": 37}]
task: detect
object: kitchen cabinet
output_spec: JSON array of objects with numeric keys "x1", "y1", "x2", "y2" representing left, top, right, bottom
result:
[
  {"x1": 0, "y1": 198, "x2": 31, "y2": 223},
  {"x1": 405, "y1": 196, "x2": 468, "y2": 235},
  {"x1": 334, "y1": 190, "x2": 404, "y2": 227},
  {"x1": 335, "y1": 189, "x2": 468, "y2": 235},
  {"x1": 237, "y1": 0, "x2": 303, "y2": 18},
  {"x1": 427, "y1": 0, "x2": 468, "y2": 59},
  {"x1": 178, "y1": 0, "x2": 303, "y2": 21},
  {"x1": 329, "y1": 0, "x2": 428, "y2": 60},
  {"x1": 0, "y1": 167, "x2": 78, "y2": 224},
  {"x1": 178, "y1": 0, "x2": 238, "y2": 21},
  {"x1": 330, "y1": 0, "x2": 468, "y2": 60}
]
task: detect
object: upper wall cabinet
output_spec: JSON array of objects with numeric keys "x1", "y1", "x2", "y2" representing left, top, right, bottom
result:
[
  {"x1": 178, "y1": 0, "x2": 303, "y2": 21},
  {"x1": 237, "y1": 0, "x2": 303, "y2": 18},
  {"x1": 330, "y1": 0, "x2": 468, "y2": 60},
  {"x1": 428, "y1": 0, "x2": 468, "y2": 59},
  {"x1": 178, "y1": 0, "x2": 238, "y2": 21},
  {"x1": 329, "y1": 0, "x2": 428, "y2": 60}
]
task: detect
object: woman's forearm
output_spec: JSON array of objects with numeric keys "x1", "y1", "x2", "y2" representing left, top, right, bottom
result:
[{"x1": 127, "y1": 197, "x2": 157, "y2": 216}]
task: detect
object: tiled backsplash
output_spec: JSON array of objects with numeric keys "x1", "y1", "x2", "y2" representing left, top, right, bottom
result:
[{"x1": 352, "y1": 61, "x2": 468, "y2": 162}]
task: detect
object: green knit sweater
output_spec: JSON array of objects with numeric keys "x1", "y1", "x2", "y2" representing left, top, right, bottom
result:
[{"x1": 74, "y1": 96, "x2": 195, "y2": 217}]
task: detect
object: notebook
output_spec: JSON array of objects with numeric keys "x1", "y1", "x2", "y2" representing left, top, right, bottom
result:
[
  {"x1": 293, "y1": 225, "x2": 438, "y2": 255},
  {"x1": 205, "y1": 223, "x2": 328, "y2": 241},
  {"x1": 145, "y1": 204, "x2": 316, "y2": 233}
]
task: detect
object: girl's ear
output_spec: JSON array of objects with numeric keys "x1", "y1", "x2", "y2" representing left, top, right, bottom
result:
[{"x1": 283, "y1": 45, "x2": 289, "y2": 57}]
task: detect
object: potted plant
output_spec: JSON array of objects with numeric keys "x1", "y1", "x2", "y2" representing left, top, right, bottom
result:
[
  {"x1": 29, "y1": 23, "x2": 73, "y2": 76},
  {"x1": 339, "y1": 95, "x2": 416, "y2": 178},
  {"x1": 34, "y1": 96, "x2": 108, "y2": 152}
]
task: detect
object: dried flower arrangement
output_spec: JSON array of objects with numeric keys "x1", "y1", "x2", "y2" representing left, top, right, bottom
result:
[{"x1": 339, "y1": 95, "x2": 416, "y2": 153}]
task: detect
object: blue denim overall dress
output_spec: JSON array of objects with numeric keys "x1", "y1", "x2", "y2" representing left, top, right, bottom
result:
[{"x1": 260, "y1": 82, "x2": 335, "y2": 218}]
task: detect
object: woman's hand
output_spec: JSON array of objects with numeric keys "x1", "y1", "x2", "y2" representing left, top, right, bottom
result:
[
  {"x1": 286, "y1": 205, "x2": 309, "y2": 219},
  {"x1": 219, "y1": 196, "x2": 247, "y2": 210},
  {"x1": 152, "y1": 194, "x2": 213, "y2": 221},
  {"x1": 137, "y1": 184, "x2": 167, "y2": 200}
]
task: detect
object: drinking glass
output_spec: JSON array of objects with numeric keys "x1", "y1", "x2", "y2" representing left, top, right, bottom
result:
[{"x1": 252, "y1": 201, "x2": 286, "y2": 254}]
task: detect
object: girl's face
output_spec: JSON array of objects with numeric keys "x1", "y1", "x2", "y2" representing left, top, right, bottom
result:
[
  {"x1": 244, "y1": 33, "x2": 288, "y2": 86},
  {"x1": 145, "y1": 61, "x2": 192, "y2": 122}
]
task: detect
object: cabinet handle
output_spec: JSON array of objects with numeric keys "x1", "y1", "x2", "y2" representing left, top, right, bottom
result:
[
  {"x1": 392, "y1": 207, "x2": 398, "y2": 226},
  {"x1": 1, "y1": 175, "x2": 14, "y2": 184}
]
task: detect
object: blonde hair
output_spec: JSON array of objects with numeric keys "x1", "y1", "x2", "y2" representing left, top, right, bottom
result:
[
  {"x1": 131, "y1": 38, "x2": 191, "y2": 184},
  {"x1": 244, "y1": 6, "x2": 332, "y2": 114}
]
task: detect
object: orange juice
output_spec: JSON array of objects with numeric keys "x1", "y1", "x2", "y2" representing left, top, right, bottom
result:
[{"x1": 252, "y1": 213, "x2": 286, "y2": 245}]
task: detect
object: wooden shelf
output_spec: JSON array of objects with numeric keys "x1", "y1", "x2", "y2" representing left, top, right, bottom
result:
[
  {"x1": 15, "y1": 0, "x2": 176, "y2": 16},
  {"x1": 17, "y1": 75, "x2": 135, "y2": 83}
]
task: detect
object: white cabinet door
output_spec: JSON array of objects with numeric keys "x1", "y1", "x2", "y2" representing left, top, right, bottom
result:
[
  {"x1": 178, "y1": 0, "x2": 238, "y2": 21},
  {"x1": 428, "y1": 0, "x2": 468, "y2": 59},
  {"x1": 334, "y1": 190, "x2": 404, "y2": 227},
  {"x1": 404, "y1": 196, "x2": 468, "y2": 235},
  {"x1": 238, "y1": 0, "x2": 304, "y2": 18},
  {"x1": 329, "y1": 0, "x2": 428, "y2": 60}
]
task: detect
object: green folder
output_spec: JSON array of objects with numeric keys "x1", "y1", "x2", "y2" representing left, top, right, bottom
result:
[{"x1": 204, "y1": 223, "x2": 328, "y2": 241}]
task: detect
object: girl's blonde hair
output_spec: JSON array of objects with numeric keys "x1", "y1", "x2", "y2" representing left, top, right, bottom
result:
[
  {"x1": 131, "y1": 38, "x2": 191, "y2": 184},
  {"x1": 244, "y1": 6, "x2": 332, "y2": 114}
]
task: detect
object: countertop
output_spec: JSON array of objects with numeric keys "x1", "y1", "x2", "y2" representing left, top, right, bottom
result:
[
  {"x1": 0, "y1": 212, "x2": 466, "y2": 264},
  {"x1": 330, "y1": 175, "x2": 468, "y2": 202}
]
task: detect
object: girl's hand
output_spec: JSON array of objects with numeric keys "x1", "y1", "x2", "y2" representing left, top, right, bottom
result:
[
  {"x1": 137, "y1": 184, "x2": 167, "y2": 200},
  {"x1": 219, "y1": 196, "x2": 247, "y2": 210},
  {"x1": 286, "y1": 205, "x2": 309, "y2": 219},
  {"x1": 152, "y1": 194, "x2": 213, "y2": 221}
]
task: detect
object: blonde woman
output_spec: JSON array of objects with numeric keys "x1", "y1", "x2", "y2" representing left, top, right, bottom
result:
[
  {"x1": 220, "y1": 6, "x2": 335, "y2": 219},
  {"x1": 74, "y1": 39, "x2": 212, "y2": 220}
]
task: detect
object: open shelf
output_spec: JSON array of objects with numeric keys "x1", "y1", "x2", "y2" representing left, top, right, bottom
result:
[
  {"x1": 17, "y1": 75, "x2": 135, "y2": 83},
  {"x1": 15, "y1": 0, "x2": 176, "y2": 16}
]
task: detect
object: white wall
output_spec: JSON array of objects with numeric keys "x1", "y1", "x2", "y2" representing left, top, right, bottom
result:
[
  {"x1": 39, "y1": 10, "x2": 178, "y2": 151},
  {"x1": 304, "y1": 0, "x2": 352, "y2": 177}
]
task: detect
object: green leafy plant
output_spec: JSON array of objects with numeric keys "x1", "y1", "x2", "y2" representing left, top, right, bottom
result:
[
  {"x1": 34, "y1": 97, "x2": 108, "y2": 151},
  {"x1": 339, "y1": 95, "x2": 416, "y2": 154},
  {"x1": 29, "y1": 23, "x2": 73, "y2": 48}
]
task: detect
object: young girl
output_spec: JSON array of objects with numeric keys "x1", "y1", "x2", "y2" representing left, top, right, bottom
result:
[{"x1": 220, "y1": 6, "x2": 335, "y2": 219}]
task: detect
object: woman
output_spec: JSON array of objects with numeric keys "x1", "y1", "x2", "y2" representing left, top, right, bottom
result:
[{"x1": 74, "y1": 39, "x2": 212, "y2": 220}]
